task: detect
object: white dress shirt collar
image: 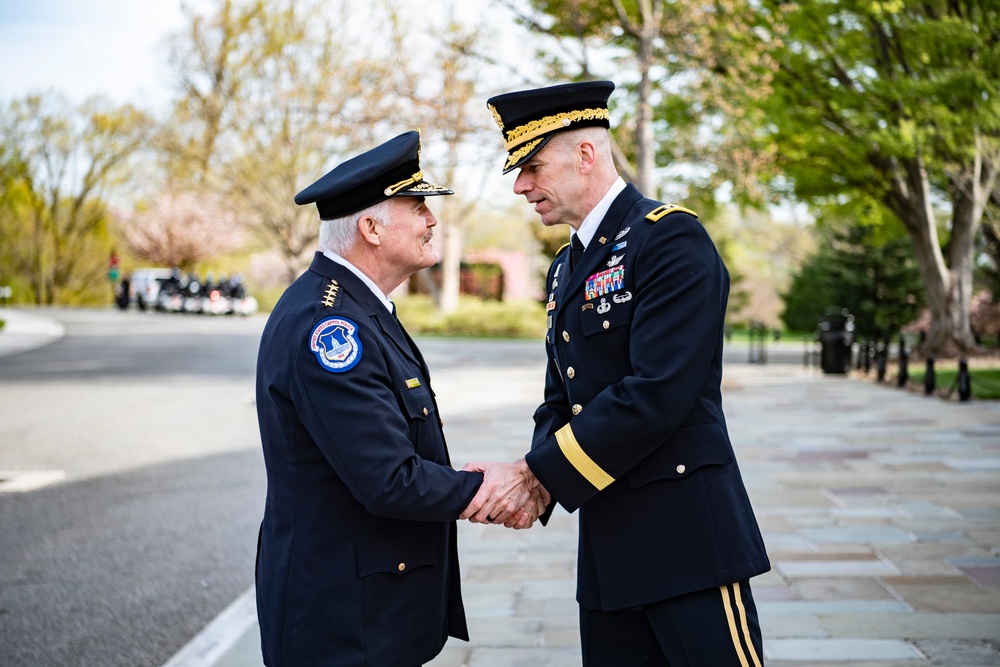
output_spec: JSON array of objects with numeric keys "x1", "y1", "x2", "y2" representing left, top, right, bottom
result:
[
  {"x1": 573, "y1": 177, "x2": 626, "y2": 250},
  {"x1": 322, "y1": 249, "x2": 394, "y2": 312}
]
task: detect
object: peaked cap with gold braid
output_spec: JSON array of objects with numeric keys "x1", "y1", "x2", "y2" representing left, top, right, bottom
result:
[
  {"x1": 294, "y1": 130, "x2": 452, "y2": 220},
  {"x1": 486, "y1": 80, "x2": 615, "y2": 173}
]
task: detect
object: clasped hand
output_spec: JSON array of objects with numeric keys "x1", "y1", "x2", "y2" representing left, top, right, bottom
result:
[{"x1": 459, "y1": 459, "x2": 551, "y2": 529}]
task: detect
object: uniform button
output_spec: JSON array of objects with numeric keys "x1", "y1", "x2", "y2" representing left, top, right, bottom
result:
[
  {"x1": 422, "y1": 407, "x2": 429, "y2": 416},
  {"x1": 603, "y1": 320, "x2": 610, "y2": 330},
  {"x1": 676, "y1": 464, "x2": 686, "y2": 474},
  {"x1": 572, "y1": 404, "x2": 583, "y2": 415},
  {"x1": 562, "y1": 331, "x2": 570, "y2": 342},
  {"x1": 567, "y1": 366, "x2": 575, "y2": 379},
  {"x1": 398, "y1": 563, "x2": 406, "y2": 572}
]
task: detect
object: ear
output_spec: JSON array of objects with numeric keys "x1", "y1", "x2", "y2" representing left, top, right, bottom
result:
[
  {"x1": 577, "y1": 139, "x2": 597, "y2": 174},
  {"x1": 358, "y1": 214, "x2": 381, "y2": 247}
]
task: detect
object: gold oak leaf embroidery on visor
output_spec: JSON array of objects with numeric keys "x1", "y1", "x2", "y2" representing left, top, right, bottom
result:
[
  {"x1": 555, "y1": 424, "x2": 614, "y2": 490},
  {"x1": 504, "y1": 108, "x2": 611, "y2": 150},
  {"x1": 504, "y1": 138, "x2": 544, "y2": 171}
]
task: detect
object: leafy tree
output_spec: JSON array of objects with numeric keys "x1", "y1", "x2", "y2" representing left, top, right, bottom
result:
[
  {"x1": 744, "y1": 0, "x2": 1000, "y2": 355},
  {"x1": 507, "y1": 1, "x2": 1000, "y2": 356},
  {"x1": 117, "y1": 192, "x2": 245, "y2": 269},
  {"x1": 0, "y1": 92, "x2": 153, "y2": 304},
  {"x1": 160, "y1": 0, "x2": 402, "y2": 283},
  {"x1": 782, "y1": 220, "x2": 925, "y2": 338},
  {"x1": 393, "y1": 4, "x2": 499, "y2": 312}
]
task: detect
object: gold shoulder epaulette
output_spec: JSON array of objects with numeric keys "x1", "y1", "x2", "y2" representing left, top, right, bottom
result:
[
  {"x1": 646, "y1": 204, "x2": 698, "y2": 222},
  {"x1": 320, "y1": 279, "x2": 340, "y2": 308}
]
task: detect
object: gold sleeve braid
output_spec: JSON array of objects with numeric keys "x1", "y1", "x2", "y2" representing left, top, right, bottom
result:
[{"x1": 555, "y1": 424, "x2": 615, "y2": 490}]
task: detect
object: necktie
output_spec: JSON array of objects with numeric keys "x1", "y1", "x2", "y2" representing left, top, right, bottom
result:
[{"x1": 570, "y1": 235, "x2": 584, "y2": 271}]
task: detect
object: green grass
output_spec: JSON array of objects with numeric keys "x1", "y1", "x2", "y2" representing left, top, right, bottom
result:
[{"x1": 907, "y1": 367, "x2": 1000, "y2": 400}]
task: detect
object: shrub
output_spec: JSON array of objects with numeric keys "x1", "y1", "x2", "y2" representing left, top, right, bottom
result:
[{"x1": 395, "y1": 295, "x2": 546, "y2": 339}]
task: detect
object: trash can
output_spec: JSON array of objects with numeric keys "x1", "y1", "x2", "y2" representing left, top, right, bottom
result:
[{"x1": 818, "y1": 308, "x2": 854, "y2": 374}]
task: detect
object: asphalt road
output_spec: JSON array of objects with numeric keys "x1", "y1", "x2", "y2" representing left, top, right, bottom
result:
[
  {"x1": 0, "y1": 307, "x2": 802, "y2": 667},
  {"x1": 0, "y1": 308, "x2": 269, "y2": 667}
]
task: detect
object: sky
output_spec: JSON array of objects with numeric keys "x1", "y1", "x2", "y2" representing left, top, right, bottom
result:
[
  {"x1": 0, "y1": 0, "x2": 215, "y2": 109},
  {"x1": 0, "y1": 0, "x2": 531, "y2": 111}
]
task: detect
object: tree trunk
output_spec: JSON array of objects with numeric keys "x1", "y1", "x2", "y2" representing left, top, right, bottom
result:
[
  {"x1": 634, "y1": 34, "x2": 655, "y2": 197},
  {"x1": 439, "y1": 203, "x2": 462, "y2": 313},
  {"x1": 881, "y1": 153, "x2": 978, "y2": 356}
]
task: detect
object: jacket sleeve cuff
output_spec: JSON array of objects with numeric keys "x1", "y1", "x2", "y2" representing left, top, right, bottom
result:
[{"x1": 525, "y1": 423, "x2": 614, "y2": 513}]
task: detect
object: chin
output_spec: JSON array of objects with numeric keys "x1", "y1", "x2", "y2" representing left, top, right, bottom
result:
[{"x1": 422, "y1": 249, "x2": 441, "y2": 266}]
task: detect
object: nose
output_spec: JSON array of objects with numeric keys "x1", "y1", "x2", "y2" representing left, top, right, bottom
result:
[
  {"x1": 425, "y1": 208, "x2": 438, "y2": 227},
  {"x1": 513, "y1": 170, "x2": 531, "y2": 195}
]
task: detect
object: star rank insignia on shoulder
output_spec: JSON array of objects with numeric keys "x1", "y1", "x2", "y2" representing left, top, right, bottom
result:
[
  {"x1": 320, "y1": 279, "x2": 341, "y2": 309},
  {"x1": 645, "y1": 204, "x2": 698, "y2": 222}
]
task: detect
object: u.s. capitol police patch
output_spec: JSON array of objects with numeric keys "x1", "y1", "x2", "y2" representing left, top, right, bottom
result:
[{"x1": 310, "y1": 317, "x2": 362, "y2": 373}]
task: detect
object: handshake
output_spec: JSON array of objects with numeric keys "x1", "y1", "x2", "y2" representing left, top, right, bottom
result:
[{"x1": 459, "y1": 459, "x2": 551, "y2": 530}]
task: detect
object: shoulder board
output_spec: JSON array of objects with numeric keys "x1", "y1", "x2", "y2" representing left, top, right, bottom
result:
[
  {"x1": 646, "y1": 204, "x2": 698, "y2": 222},
  {"x1": 319, "y1": 279, "x2": 341, "y2": 309}
]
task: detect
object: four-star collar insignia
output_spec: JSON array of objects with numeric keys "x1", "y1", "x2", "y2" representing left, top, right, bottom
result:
[{"x1": 320, "y1": 279, "x2": 341, "y2": 308}]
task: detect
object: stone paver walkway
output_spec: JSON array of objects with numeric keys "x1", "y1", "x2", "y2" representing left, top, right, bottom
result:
[{"x1": 175, "y1": 343, "x2": 1000, "y2": 667}]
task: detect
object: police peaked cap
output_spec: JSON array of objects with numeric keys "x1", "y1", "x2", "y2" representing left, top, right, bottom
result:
[
  {"x1": 294, "y1": 130, "x2": 453, "y2": 220},
  {"x1": 486, "y1": 80, "x2": 615, "y2": 173}
]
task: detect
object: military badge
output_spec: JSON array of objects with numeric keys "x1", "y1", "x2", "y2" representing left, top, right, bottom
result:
[
  {"x1": 612, "y1": 241, "x2": 627, "y2": 251},
  {"x1": 310, "y1": 317, "x2": 362, "y2": 373},
  {"x1": 613, "y1": 291, "x2": 633, "y2": 303},
  {"x1": 614, "y1": 227, "x2": 630, "y2": 241}
]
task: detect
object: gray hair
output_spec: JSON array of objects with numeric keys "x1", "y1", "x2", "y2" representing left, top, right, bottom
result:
[{"x1": 319, "y1": 199, "x2": 393, "y2": 255}]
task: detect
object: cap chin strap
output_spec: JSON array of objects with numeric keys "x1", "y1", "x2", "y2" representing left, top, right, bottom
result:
[{"x1": 383, "y1": 171, "x2": 423, "y2": 196}]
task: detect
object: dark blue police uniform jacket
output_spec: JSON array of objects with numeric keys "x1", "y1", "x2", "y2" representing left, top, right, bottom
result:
[
  {"x1": 255, "y1": 252, "x2": 482, "y2": 666},
  {"x1": 526, "y1": 184, "x2": 770, "y2": 611}
]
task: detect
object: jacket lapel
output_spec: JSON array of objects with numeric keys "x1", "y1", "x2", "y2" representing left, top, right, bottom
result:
[
  {"x1": 565, "y1": 184, "x2": 643, "y2": 294},
  {"x1": 308, "y1": 252, "x2": 421, "y2": 367}
]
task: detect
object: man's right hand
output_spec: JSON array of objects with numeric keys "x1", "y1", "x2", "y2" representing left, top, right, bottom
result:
[{"x1": 459, "y1": 459, "x2": 539, "y2": 525}]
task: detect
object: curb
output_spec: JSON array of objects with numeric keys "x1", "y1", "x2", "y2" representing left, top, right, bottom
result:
[{"x1": 0, "y1": 308, "x2": 66, "y2": 358}]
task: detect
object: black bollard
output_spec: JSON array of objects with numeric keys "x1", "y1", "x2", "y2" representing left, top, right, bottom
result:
[
  {"x1": 876, "y1": 340, "x2": 887, "y2": 382},
  {"x1": 863, "y1": 340, "x2": 872, "y2": 374},
  {"x1": 924, "y1": 355, "x2": 936, "y2": 396},
  {"x1": 897, "y1": 337, "x2": 908, "y2": 387},
  {"x1": 958, "y1": 359, "x2": 971, "y2": 402}
]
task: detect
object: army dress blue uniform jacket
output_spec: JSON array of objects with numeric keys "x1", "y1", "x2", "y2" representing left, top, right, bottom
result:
[
  {"x1": 526, "y1": 184, "x2": 770, "y2": 611},
  {"x1": 255, "y1": 252, "x2": 482, "y2": 666}
]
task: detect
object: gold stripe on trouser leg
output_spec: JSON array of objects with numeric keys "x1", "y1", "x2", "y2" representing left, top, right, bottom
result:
[
  {"x1": 720, "y1": 584, "x2": 751, "y2": 667},
  {"x1": 733, "y1": 582, "x2": 763, "y2": 667}
]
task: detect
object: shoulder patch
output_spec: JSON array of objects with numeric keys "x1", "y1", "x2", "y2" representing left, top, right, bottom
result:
[
  {"x1": 309, "y1": 317, "x2": 362, "y2": 373},
  {"x1": 646, "y1": 204, "x2": 698, "y2": 222},
  {"x1": 320, "y1": 279, "x2": 341, "y2": 308}
]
